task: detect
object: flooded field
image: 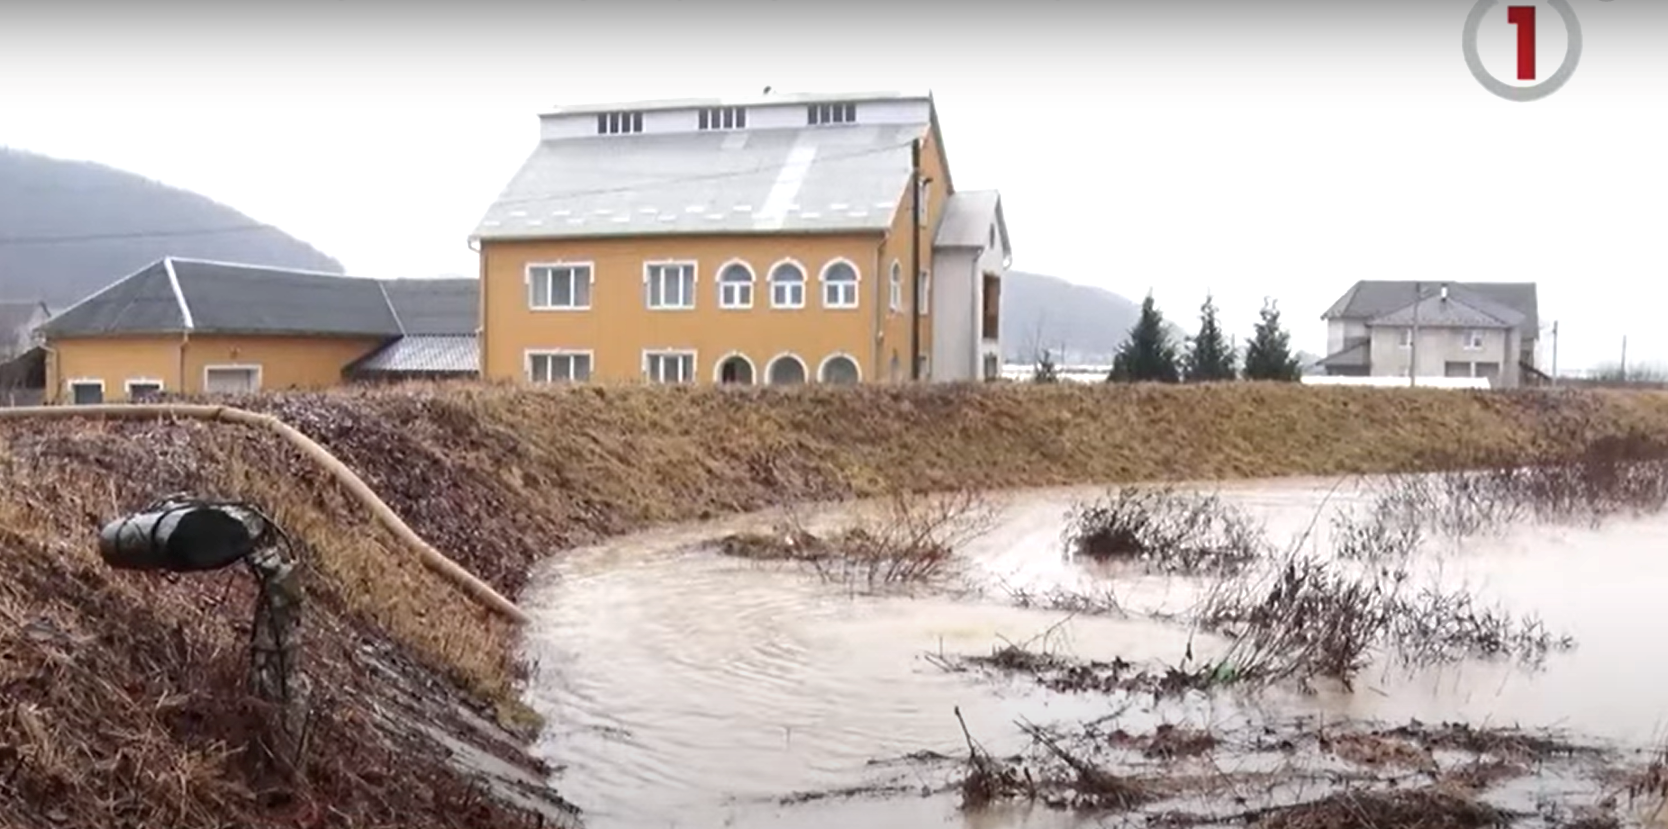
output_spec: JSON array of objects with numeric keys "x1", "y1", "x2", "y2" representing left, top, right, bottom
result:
[{"x1": 519, "y1": 472, "x2": 1668, "y2": 828}]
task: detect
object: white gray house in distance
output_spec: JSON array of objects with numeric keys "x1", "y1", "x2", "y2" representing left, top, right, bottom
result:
[{"x1": 1318, "y1": 281, "x2": 1541, "y2": 387}]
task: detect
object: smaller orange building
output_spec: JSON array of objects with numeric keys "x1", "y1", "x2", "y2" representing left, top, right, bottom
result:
[{"x1": 36, "y1": 257, "x2": 479, "y2": 403}]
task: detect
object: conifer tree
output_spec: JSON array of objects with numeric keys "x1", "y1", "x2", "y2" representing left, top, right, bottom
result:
[
  {"x1": 1183, "y1": 294, "x2": 1238, "y2": 382},
  {"x1": 1243, "y1": 299, "x2": 1302, "y2": 382},
  {"x1": 1108, "y1": 294, "x2": 1181, "y2": 384}
]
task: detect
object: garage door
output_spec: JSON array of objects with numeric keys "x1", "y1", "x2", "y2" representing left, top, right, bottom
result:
[{"x1": 204, "y1": 366, "x2": 260, "y2": 394}]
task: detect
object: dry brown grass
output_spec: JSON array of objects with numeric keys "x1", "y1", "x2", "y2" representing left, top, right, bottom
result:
[{"x1": 5, "y1": 380, "x2": 1668, "y2": 825}]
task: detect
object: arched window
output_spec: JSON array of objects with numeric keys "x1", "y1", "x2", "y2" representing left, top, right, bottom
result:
[
  {"x1": 888, "y1": 261, "x2": 902, "y2": 313},
  {"x1": 819, "y1": 354, "x2": 861, "y2": 384},
  {"x1": 718, "y1": 261, "x2": 754, "y2": 309},
  {"x1": 820, "y1": 260, "x2": 859, "y2": 309},
  {"x1": 716, "y1": 352, "x2": 755, "y2": 384},
  {"x1": 769, "y1": 261, "x2": 806, "y2": 309},
  {"x1": 766, "y1": 353, "x2": 807, "y2": 385}
]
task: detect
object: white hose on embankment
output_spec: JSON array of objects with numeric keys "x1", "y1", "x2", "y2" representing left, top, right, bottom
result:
[{"x1": 0, "y1": 404, "x2": 531, "y2": 625}]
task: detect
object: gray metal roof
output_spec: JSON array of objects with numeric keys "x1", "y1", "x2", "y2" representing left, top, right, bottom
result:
[
  {"x1": 934, "y1": 190, "x2": 1000, "y2": 249},
  {"x1": 1368, "y1": 289, "x2": 1524, "y2": 329},
  {"x1": 171, "y1": 258, "x2": 401, "y2": 337},
  {"x1": 1318, "y1": 339, "x2": 1369, "y2": 367},
  {"x1": 348, "y1": 334, "x2": 479, "y2": 375},
  {"x1": 37, "y1": 260, "x2": 186, "y2": 336},
  {"x1": 40, "y1": 258, "x2": 480, "y2": 339},
  {"x1": 544, "y1": 89, "x2": 933, "y2": 118},
  {"x1": 472, "y1": 123, "x2": 926, "y2": 241},
  {"x1": 1323, "y1": 281, "x2": 1539, "y2": 333},
  {"x1": 381, "y1": 278, "x2": 479, "y2": 336}
]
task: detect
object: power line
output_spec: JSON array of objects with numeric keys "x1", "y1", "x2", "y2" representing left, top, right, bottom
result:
[
  {"x1": 0, "y1": 139, "x2": 919, "y2": 248},
  {"x1": 0, "y1": 224, "x2": 279, "y2": 247}
]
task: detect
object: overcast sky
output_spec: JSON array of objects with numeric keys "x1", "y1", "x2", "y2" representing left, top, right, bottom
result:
[{"x1": 1, "y1": 0, "x2": 1663, "y2": 370}]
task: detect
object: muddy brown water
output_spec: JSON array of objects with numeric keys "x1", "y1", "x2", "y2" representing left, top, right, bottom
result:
[{"x1": 518, "y1": 477, "x2": 1668, "y2": 828}]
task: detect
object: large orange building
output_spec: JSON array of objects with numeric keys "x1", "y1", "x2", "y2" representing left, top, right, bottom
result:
[{"x1": 472, "y1": 90, "x2": 1013, "y2": 385}]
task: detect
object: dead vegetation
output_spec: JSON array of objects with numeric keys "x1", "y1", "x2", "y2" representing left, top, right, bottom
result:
[
  {"x1": 713, "y1": 488, "x2": 999, "y2": 591},
  {"x1": 1195, "y1": 553, "x2": 1572, "y2": 690},
  {"x1": 1062, "y1": 486, "x2": 1265, "y2": 574},
  {"x1": 946, "y1": 711, "x2": 1614, "y2": 827},
  {"x1": 5, "y1": 383, "x2": 1668, "y2": 825}
]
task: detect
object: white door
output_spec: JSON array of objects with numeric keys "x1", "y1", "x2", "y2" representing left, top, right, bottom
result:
[{"x1": 204, "y1": 367, "x2": 259, "y2": 394}]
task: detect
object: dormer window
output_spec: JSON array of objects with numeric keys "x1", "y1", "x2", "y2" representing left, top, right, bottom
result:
[
  {"x1": 597, "y1": 111, "x2": 645, "y2": 135},
  {"x1": 807, "y1": 102, "x2": 857, "y2": 126},
  {"x1": 699, "y1": 106, "x2": 747, "y2": 131}
]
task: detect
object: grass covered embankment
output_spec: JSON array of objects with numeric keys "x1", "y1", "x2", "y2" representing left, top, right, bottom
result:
[{"x1": 4, "y1": 380, "x2": 1668, "y2": 827}]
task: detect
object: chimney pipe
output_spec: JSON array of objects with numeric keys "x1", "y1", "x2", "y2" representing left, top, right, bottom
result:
[{"x1": 1440, "y1": 284, "x2": 1449, "y2": 301}]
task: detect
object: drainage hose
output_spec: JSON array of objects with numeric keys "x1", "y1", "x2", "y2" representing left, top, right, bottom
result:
[{"x1": 0, "y1": 404, "x2": 531, "y2": 625}]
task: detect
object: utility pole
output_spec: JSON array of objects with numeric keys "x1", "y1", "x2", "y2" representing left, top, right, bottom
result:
[
  {"x1": 1621, "y1": 335, "x2": 1629, "y2": 382},
  {"x1": 1409, "y1": 281, "x2": 1421, "y2": 387},
  {"x1": 909, "y1": 138, "x2": 922, "y2": 382},
  {"x1": 1550, "y1": 321, "x2": 1559, "y2": 386}
]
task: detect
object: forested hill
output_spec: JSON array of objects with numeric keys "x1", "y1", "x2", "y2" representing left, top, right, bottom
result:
[{"x1": 0, "y1": 148, "x2": 342, "y2": 308}]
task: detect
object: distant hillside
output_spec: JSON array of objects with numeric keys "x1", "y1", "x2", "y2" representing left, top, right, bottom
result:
[
  {"x1": 1004, "y1": 271, "x2": 1189, "y2": 364},
  {"x1": 0, "y1": 148, "x2": 343, "y2": 308}
]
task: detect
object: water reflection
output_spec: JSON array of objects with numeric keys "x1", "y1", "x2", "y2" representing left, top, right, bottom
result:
[{"x1": 518, "y1": 476, "x2": 1668, "y2": 828}]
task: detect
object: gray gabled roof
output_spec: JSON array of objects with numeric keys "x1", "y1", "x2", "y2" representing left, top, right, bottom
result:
[
  {"x1": 1368, "y1": 289, "x2": 1524, "y2": 329},
  {"x1": 1323, "y1": 281, "x2": 1539, "y2": 333},
  {"x1": 381, "y1": 278, "x2": 479, "y2": 336},
  {"x1": 472, "y1": 122, "x2": 926, "y2": 241},
  {"x1": 934, "y1": 190, "x2": 1011, "y2": 257},
  {"x1": 39, "y1": 258, "x2": 480, "y2": 339},
  {"x1": 1318, "y1": 339, "x2": 1369, "y2": 368}
]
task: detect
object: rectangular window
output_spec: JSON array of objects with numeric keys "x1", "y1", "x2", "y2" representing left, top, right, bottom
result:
[
  {"x1": 889, "y1": 268, "x2": 902, "y2": 313},
  {"x1": 644, "y1": 351, "x2": 696, "y2": 384},
  {"x1": 529, "y1": 264, "x2": 593, "y2": 310},
  {"x1": 645, "y1": 262, "x2": 697, "y2": 309},
  {"x1": 68, "y1": 380, "x2": 103, "y2": 405},
  {"x1": 719, "y1": 276, "x2": 752, "y2": 309},
  {"x1": 698, "y1": 106, "x2": 747, "y2": 131},
  {"x1": 1398, "y1": 327, "x2": 1413, "y2": 348},
  {"x1": 917, "y1": 180, "x2": 930, "y2": 228},
  {"x1": 807, "y1": 101, "x2": 857, "y2": 126},
  {"x1": 917, "y1": 270, "x2": 931, "y2": 312},
  {"x1": 527, "y1": 351, "x2": 592, "y2": 383},
  {"x1": 203, "y1": 366, "x2": 260, "y2": 394},
  {"x1": 597, "y1": 111, "x2": 645, "y2": 135},
  {"x1": 125, "y1": 379, "x2": 163, "y2": 401},
  {"x1": 1462, "y1": 329, "x2": 1485, "y2": 350}
]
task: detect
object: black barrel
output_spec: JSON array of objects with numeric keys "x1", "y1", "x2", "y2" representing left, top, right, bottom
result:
[{"x1": 98, "y1": 502, "x2": 261, "y2": 572}]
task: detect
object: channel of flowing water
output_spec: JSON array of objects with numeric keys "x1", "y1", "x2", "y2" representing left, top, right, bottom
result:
[{"x1": 518, "y1": 477, "x2": 1668, "y2": 828}]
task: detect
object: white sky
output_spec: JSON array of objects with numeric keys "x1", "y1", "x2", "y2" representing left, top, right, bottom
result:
[{"x1": 0, "y1": 0, "x2": 1662, "y2": 370}]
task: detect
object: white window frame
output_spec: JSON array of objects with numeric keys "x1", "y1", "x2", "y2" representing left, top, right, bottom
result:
[
  {"x1": 527, "y1": 262, "x2": 595, "y2": 311},
  {"x1": 643, "y1": 349, "x2": 698, "y2": 384},
  {"x1": 124, "y1": 377, "x2": 165, "y2": 400},
  {"x1": 202, "y1": 364, "x2": 263, "y2": 393},
  {"x1": 66, "y1": 378, "x2": 105, "y2": 405},
  {"x1": 917, "y1": 179, "x2": 931, "y2": 228},
  {"x1": 525, "y1": 349, "x2": 594, "y2": 384},
  {"x1": 644, "y1": 260, "x2": 698, "y2": 310},
  {"x1": 765, "y1": 352, "x2": 809, "y2": 385},
  {"x1": 716, "y1": 259, "x2": 756, "y2": 310},
  {"x1": 1398, "y1": 327, "x2": 1413, "y2": 349},
  {"x1": 768, "y1": 259, "x2": 807, "y2": 309},
  {"x1": 817, "y1": 352, "x2": 863, "y2": 384},
  {"x1": 917, "y1": 270, "x2": 931, "y2": 312},
  {"x1": 819, "y1": 259, "x2": 861, "y2": 310},
  {"x1": 1462, "y1": 329, "x2": 1485, "y2": 351},
  {"x1": 888, "y1": 260, "x2": 902, "y2": 313}
]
